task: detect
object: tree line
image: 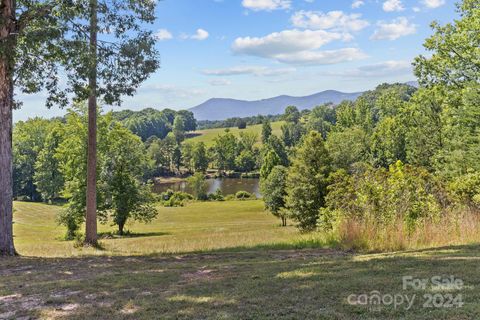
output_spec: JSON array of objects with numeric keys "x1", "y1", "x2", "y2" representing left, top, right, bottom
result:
[{"x1": 260, "y1": 0, "x2": 480, "y2": 241}]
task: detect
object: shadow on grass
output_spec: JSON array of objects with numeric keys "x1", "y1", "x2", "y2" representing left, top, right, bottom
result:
[
  {"x1": 185, "y1": 132, "x2": 203, "y2": 139},
  {"x1": 98, "y1": 231, "x2": 171, "y2": 239},
  {"x1": 198, "y1": 237, "x2": 338, "y2": 254},
  {"x1": 2, "y1": 243, "x2": 480, "y2": 319}
]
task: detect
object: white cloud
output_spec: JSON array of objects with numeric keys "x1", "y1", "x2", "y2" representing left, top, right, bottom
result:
[
  {"x1": 209, "y1": 79, "x2": 232, "y2": 86},
  {"x1": 143, "y1": 84, "x2": 206, "y2": 101},
  {"x1": 233, "y1": 29, "x2": 344, "y2": 57},
  {"x1": 242, "y1": 0, "x2": 291, "y2": 11},
  {"x1": 422, "y1": 0, "x2": 445, "y2": 8},
  {"x1": 202, "y1": 66, "x2": 296, "y2": 77},
  {"x1": 232, "y1": 29, "x2": 366, "y2": 65},
  {"x1": 328, "y1": 60, "x2": 412, "y2": 77},
  {"x1": 191, "y1": 29, "x2": 209, "y2": 40},
  {"x1": 383, "y1": 0, "x2": 405, "y2": 12},
  {"x1": 352, "y1": 0, "x2": 365, "y2": 9},
  {"x1": 371, "y1": 17, "x2": 416, "y2": 40},
  {"x1": 181, "y1": 29, "x2": 209, "y2": 41},
  {"x1": 291, "y1": 10, "x2": 369, "y2": 32},
  {"x1": 273, "y1": 48, "x2": 367, "y2": 65},
  {"x1": 155, "y1": 29, "x2": 173, "y2": 41}
]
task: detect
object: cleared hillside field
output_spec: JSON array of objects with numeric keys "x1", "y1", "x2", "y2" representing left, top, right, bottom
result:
[
  {"x1": 3, "y1": 202, "x2": 480, "y2": 319},
  {"x1": 186, "y1": 121, "x2": 285, "y2": 146},
  {"x1": 11, "y1": 200, "x2": 304, "y2": 257}
]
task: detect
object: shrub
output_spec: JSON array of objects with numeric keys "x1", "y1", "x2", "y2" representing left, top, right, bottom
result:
[
  {"x1": 208, "y1": 188, "x2": 225, "y2": 201},
  {"x1": 159, "y1": 189, "x2": 175, "y2": 201},
  {"x1": 187, "y1": 172, "x2": 208, "y2": 200},
  {"x1": 224, "y1": 194, "x2": 236, "y2": 201},
  {"x1": 322, "y1": 161, "x2": 447, "y2": 233},
  {"x1": 449, "y1": 171, "x2": 480, "y2": 209},
  {"x1": 162, "y1": 192, "x2": 193, "y2": 207},
  {"x1": 237, "y1": 120, "x2": 247, "y2": 129},
  {"x1": 235, "y1": 191, "x2": 254, "y2": 200}
]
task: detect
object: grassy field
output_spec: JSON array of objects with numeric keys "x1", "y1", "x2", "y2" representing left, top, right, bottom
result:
[
  {"x1": 186, "y1": 121, "x2": 285, "y2": 147},
  {"x1": 3, "y1": 201, "x2": 480, "y2": 319},
  {"x1": 12, "y1": 200, "x2": 305, "y2": 257}
]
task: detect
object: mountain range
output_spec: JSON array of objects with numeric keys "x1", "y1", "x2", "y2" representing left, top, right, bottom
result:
[{"x1": 189, "y1": 90, "x2": 363, "y2": 121}]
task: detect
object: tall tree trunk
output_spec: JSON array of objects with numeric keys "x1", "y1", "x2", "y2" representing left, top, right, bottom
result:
[
  {"x1": 118, "y1": 221, "x2": 125, "y2": 236},
  {"x1": 85, "y1": 0, "x2": 98, "y2": 246},
  {"x1": 0, "y1": 0, "x2": 16, "y2": 256}
]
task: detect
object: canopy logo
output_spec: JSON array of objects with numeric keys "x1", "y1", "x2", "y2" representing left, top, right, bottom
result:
[{"x1": 347, "y1": 275, "x2": 466, "y2": 312}]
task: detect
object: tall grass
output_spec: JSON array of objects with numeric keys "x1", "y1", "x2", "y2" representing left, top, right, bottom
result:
[{"x1": 332, "y1": 209, "x2": 480, "y2": 252}]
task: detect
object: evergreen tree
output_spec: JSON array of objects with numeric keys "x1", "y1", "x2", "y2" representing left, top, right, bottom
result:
[
  {"x1": 286, "y1": 131, "x2": 331, "y2": 231},
  {"x1": 261, "y1": 120, "x2": 272, "y2": 144}
]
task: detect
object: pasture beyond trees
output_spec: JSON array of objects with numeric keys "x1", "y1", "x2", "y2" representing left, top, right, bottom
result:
[{"x1": 187, "y1": 121, "x2": 285, "y2": 147}]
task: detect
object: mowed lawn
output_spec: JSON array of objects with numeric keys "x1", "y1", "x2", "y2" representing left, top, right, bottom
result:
[
  {"x1": 186, "y1": 121, "x2": 285, "y2": 147},
  {"x1": 3, "y1": 201, "x2": 480, "y2": 319},
  {"x1": 12, "y1": 200, "x2": 302, "y2": 257}
]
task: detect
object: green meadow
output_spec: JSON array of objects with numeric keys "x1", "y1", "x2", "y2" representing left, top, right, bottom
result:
[
  {"x1": 11, "y1": 200, "x2": 303, "y2": 257},
  {"x1": 186, "y1": 121, "x2": 285, "y2": 147},
  {"x1": 2, "y1": 201, "x2": 479, "y2": 319}
]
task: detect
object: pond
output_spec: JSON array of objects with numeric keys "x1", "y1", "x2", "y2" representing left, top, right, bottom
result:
[{"x1": 153, "y1": 178, "x2": 261, "y2": 197}]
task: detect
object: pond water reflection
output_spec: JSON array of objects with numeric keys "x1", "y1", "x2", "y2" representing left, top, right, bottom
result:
[{"x1": 153, "y1": 178, "x2": 261, "y2": 197}]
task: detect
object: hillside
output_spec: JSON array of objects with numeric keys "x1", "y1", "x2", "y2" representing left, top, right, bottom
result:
[
  {"x1": 4, "y1": 201, "x2": 480, "y2": 319},
  {"x1": 186, "y1": 121, "x2": 284, "y2": 147},
  {"x1": 190, "y1": 90, "x2": 362, "y2": 121}
]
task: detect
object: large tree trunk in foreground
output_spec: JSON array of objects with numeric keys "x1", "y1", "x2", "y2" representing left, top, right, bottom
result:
[
  {"x1": 85, "y1": 0, "x2": 98, "y2": 246},
  {"x1": 0, "y1": 0, "x2": 16, "y2": 256}
]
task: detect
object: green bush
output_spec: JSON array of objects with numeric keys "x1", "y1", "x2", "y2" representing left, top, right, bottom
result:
[
  {"x1": 235, "y1": 191, "x2": 254, "y2": 200},
  {"x1": 159, "y1": 189, "x2": 175, "y2": 201},
  {"x1": 162, "y1": 191, "x2": 193, "y2": 207},
  {"x1": 449, "y1": 171, "x2": 480, "y2": 209},
  {"x1": 322, "y1": 161, "x2": 447, "y2": 233},
  {"x1": 208, "y1": 188, "x2": 225, "y2": 201},
  {"x1": 187, "y1": 172, "x2": 208, "y2": 200},
  {"x1": 224, "y1": 194, "x2": 236, "y2": 201}
]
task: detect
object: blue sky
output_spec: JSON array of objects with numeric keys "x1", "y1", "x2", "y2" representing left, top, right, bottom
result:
[{"x1": 15, "y1": 0, "x2": 457, "y2": 121}]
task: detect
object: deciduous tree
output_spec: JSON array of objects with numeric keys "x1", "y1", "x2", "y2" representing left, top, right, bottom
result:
[{"x1": 261, "y1": 165, "x2": 288, "y2": 226}]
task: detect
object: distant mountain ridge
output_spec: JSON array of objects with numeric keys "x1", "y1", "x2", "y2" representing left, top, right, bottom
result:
[{"x1": 189, "y1": 90, "x2": 363, "y2": 121}]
